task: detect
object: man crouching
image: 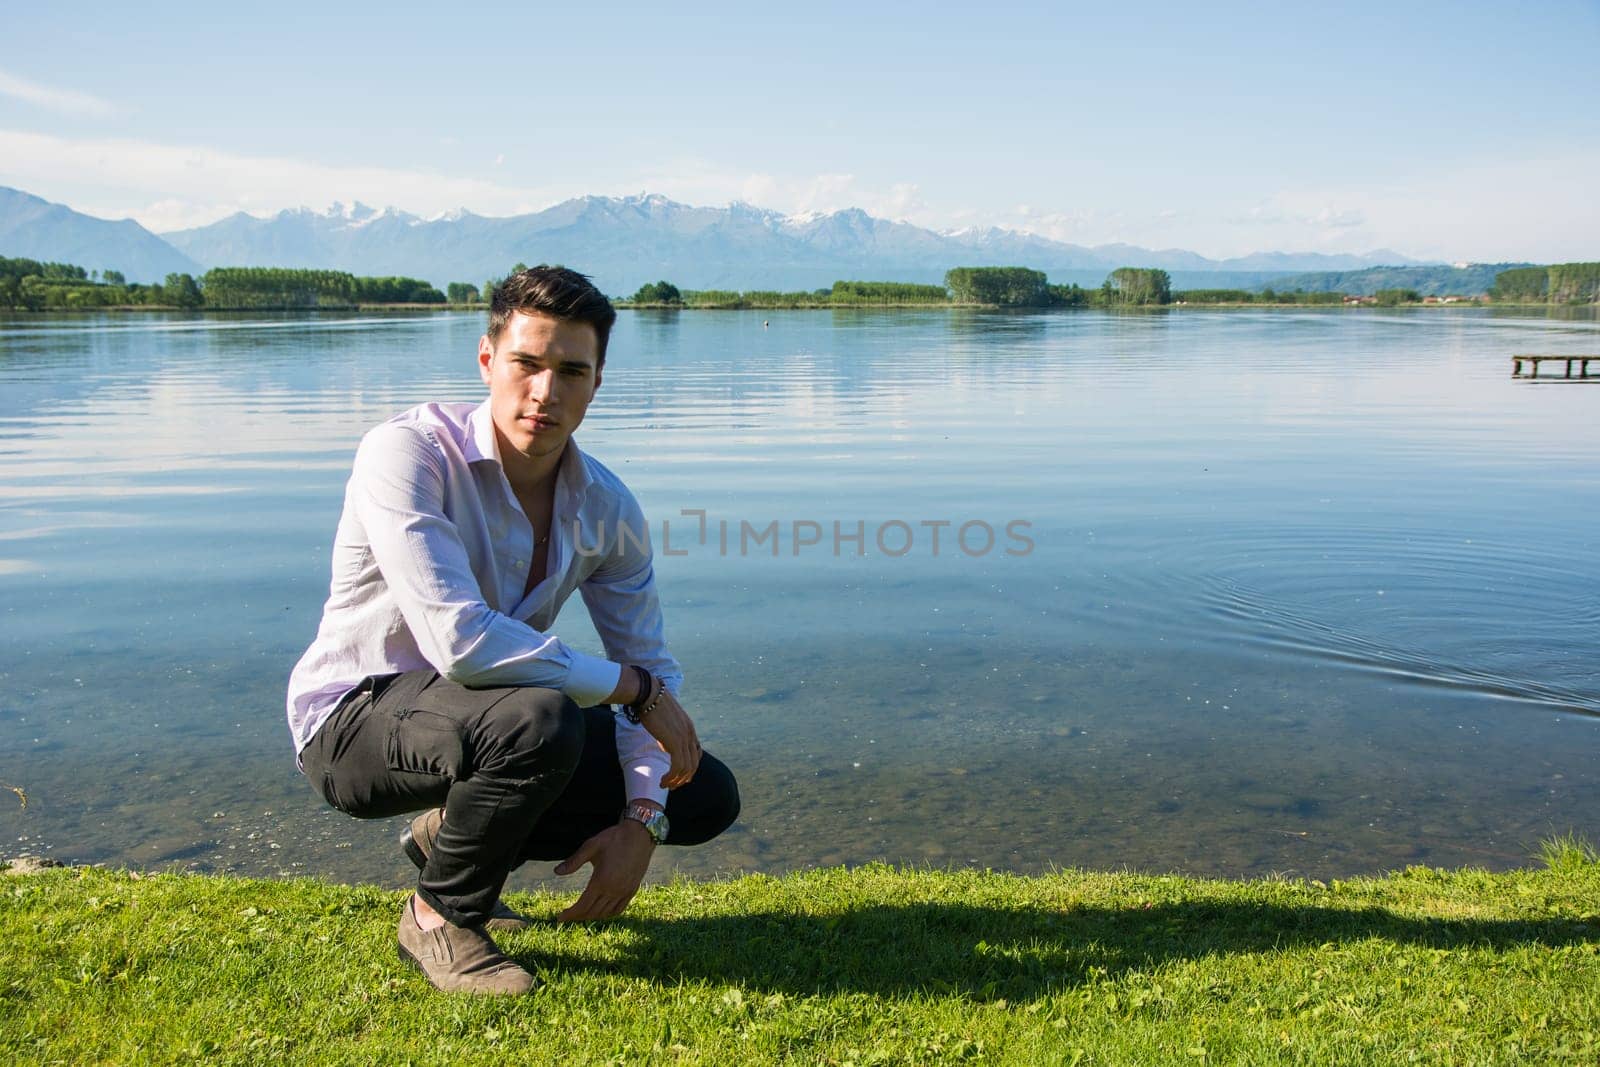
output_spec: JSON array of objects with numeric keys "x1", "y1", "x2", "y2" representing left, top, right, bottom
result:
[{"x1": 286, "y1": 265, "x2": 739, "y2": 994}]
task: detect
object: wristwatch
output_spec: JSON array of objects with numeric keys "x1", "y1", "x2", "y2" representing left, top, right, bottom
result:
[{"x1": 621, "y1": 803, "x2": 669, "y2": 845}]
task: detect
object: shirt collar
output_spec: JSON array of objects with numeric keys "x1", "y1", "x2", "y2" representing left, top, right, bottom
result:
[
  {"x1": 556, "y1": 434, "x2": 593, "y2": 501},
  {"x1": 466, "y1": 400, "x2": 498, "y2": 466},
  {"x1": 467, "y1": 398, "x2": 593, "y2": 500}
]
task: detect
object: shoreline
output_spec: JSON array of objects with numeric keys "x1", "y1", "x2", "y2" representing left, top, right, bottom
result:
[{"x1": 6, "y1": 300, "x2": 1580, "y2": 315}]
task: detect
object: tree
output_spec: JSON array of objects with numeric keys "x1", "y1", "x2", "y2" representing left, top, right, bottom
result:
[
  {"x1": 944, "y1": 267, "x2": 1049, "y2": 306},
  {"x1": 102, "y1": 270, "x2": 125, "y2": 286},
  {"x1": 1047, "y1": 283, "x2": 1090, "y2": 307},
  {"x1": 1105, "y1": 268, "x2": 1171, "y2": 306},
  {"x1": 1548, "y1": 262, "x2": 1600, "y2": 304},
  {"x1": 163, "y1": 273, "x2": 203, "y2": 309},
  {"x1": 200, "y1": 267, "x2": 355, "y2": 308},
  {"x1": 484, "y1": 262, "x2": 532, "y2": 302},
  {"x1": 1490, "y1": 266, "x2": 1548, "y2": 303},
  {"x1": 631, "y1": 280, "x2": 684, "y2": 305},
  {"x1": 447, "y1": 282, "x2": 480, "y2": 303},
  {"x1": 351, "y1": 276, "x2": 445, "y2": 303},
  {"x1": 1373, "y1": 288, "x2": 1421, "y2": 307}
]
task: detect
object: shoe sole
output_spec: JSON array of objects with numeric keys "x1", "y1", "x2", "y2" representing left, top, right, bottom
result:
[
  {"x1": 397, "y1": 942, "x2": 538, "y2": 995},
  {"x1": 400, "y1": 824, "x2": 429, "y2": 870},
  {"x1": 397, "y1": 943, "x2": 431, "y2": 981}
]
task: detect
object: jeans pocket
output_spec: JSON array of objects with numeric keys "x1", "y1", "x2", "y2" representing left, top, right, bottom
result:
[{"x1": 385, "y1": 708, "x2": 465, "y2": 781}]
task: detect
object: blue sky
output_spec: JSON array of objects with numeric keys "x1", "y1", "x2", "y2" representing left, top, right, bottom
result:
[{"x1": 2, "y1": 0, "x2": 1597, "y2": 261}]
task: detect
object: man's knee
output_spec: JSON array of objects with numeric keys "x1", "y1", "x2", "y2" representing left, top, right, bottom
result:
[
  {"x1": 474, "y1": 688, "x2": 586, "y2": 781},
  {"x1": 672, "y1": 755, "x2": 740, "y2": 846}
]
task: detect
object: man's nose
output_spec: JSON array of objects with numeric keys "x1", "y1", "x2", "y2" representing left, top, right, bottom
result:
[{"x1": 528, "y1": 368, "x2": 554, "y2": 402}]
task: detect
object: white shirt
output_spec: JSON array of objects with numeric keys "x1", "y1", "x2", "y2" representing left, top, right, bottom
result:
[{"x1": 286, "y1": 400, "x2": 678, "y2": 806}]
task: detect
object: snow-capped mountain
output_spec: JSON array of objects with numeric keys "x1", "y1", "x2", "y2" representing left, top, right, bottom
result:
[{"x1": 2, "y1": 185, "x2": 1427, "y2": 294}]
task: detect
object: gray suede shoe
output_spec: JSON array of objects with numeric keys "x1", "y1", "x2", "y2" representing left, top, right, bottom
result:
[
  {"x1": 397, "y1": 899, "x2": 536, "y2": 996},
  {"x1": 400, "y1": 807, "x2": 533, "y2": 933}
]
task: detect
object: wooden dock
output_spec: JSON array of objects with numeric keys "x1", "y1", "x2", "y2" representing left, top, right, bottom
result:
[{"x1": 1512, "y1": 354, "x2": 1598, "y2": 380}]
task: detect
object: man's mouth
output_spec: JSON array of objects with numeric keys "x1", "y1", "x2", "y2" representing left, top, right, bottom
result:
[{"x1": 521, "y1": 414, "x2": 557, "y2": 429}]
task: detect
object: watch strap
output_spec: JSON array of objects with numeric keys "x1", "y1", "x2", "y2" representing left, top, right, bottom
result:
[{"x1": 622, "y1": 803, "x2": 669, "y2": 845}]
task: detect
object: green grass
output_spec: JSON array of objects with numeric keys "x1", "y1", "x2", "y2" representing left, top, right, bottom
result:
[
  {"x1": 3, "y1": 853, "x2": 1598, "y2": 1065},
  {"x1": 1538, "y1": 832, "x2": 1600, "y2": 873}
]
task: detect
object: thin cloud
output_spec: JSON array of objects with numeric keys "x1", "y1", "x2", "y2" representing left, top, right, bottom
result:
[
  {"x1": 0, "y1": 68, "x2": 116, "y2": 118},
  {"x1": 1227, "y1": 197, "x2": 1365, "y2": 230},
  {"x1": 991, "y1": 206, "x2": 1128, "y2": 246},
  {"x1": 625, "y1": 160, "x2": 930, "y2": 223},
  {"x1": 0, "y1": 128, "x2": 565, "y2": 231},
  {"x1": 4, "y1": 128, "x2": 1591, "y2": 263}
]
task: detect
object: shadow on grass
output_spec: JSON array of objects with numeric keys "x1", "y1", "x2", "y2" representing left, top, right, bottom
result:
[{"x1": 536, "y1": 901, "x2": 1598, "y2": 1001}]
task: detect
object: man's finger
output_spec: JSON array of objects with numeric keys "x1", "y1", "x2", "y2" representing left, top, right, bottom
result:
[
  {"x1": 663, "y1": 755, "x2": 690, "y2": 786},
  {"x1": 671, "y1": 735, "x2": 693, "y2": 775},
  {"x1": 558, "y1": 886, "x2": 602, "y2": 922},
  {"x1": 664, "y1": 734, "x2": 691, "y2": 783},
  {"x1": 554, "y1": 838, "x2": 598, "y2": 876},
  {"x1": 665, "y1": 743, "x2": 700, "y2": 787},
  {"x1": 676, "y1": 743, "x2": 699, "y2": 784},
  {"x1": 562, "y1": 892, "x2": 617, "y2": 923}
]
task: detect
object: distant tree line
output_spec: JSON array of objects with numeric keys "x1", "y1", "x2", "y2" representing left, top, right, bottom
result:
[
  {"x1": 677, "y1": 289, "x2": 833, "y2": 309},
  {"x1": 830, "y1": 280, "x2": 950, "y2": 305},
  {"x1": 1, "y1": 257, "x2": 204, "y2": 309},
  {"x1": 616, "y1": 267, "x2": 1456, "y2": 309},
  {"x1": 0, "y1": 258, "x2": 450, "y2": 310},
  {"x1": 201, "y1": 268, "x2": 445, "y2": 308},
  {"x1": 27, "y1": 255, "x2": 1582, "y2": 314},
  {"x1": 1549, "y1": 263, "x2": 1600, "y2": 303},
  {"x1": 1177, "y1": 288, "x2": 1343, "y2": 305},
  {"x1": 1490, "y1": 263, "x2": 1600, "y2": 304},
  {"x1": 945, "y1": 267, "x2": 1174, "y2": 307},
  {"x1": 622, "y1": 268, "x2": 1177, "y2": 309}
]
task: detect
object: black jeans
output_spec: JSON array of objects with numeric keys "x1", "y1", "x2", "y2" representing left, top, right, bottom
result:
[{"x1": 299, "y1": 670, "x2": 740, "y2": 927}]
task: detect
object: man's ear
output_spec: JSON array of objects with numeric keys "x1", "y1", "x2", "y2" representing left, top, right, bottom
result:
[
  {"x1": 477, "y1": 335, "x2": 494, "y2": 385},
  {"x1": 592, "y1": 365, "x2": 603, "y2": 397}
]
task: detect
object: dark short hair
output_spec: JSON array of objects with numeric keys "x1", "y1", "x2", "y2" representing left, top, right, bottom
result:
[{"x1": 488, "y1": 265, "x2": 617, "y2": 369}]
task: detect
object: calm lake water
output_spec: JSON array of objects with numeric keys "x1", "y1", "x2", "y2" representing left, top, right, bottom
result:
[{"x1": 1, "y1": 307, "x2": 1596, "y2": 892}]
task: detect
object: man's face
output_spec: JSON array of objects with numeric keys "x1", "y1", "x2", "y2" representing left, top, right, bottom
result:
[{"x1": 477, "y1": 311, "x2": 603, "y2": 468}]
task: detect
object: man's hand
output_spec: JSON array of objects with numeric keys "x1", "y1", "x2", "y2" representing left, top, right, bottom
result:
[
  {"x1": 553, "y1": 820, "x2": 655, "y2": 922},
  {"x1": 643, "y1": 689, "x2": 702, "y2": 789}
]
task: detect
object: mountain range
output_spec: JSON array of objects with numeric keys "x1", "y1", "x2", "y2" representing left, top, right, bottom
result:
[
  {"x1": 0, "y1": 187, "x2": 200, "y2": 281},
  {"x1": 1, "y1": 185, "x2": 1429, "y2": 293}
]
